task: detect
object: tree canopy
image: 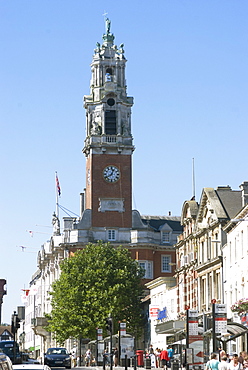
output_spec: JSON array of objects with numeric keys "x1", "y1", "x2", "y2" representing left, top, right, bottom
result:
[{"x1": 47, "y1": 242, "x2": 145, "y2": 343}]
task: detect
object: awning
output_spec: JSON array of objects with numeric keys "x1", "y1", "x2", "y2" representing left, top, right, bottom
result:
[
  {"x1": 155, "y1": 320, "x2": 185, "y2": 334},
  {"x1": 172, "y1": 339, "x2": 186, "y2": 345},
  {"x1": 218, "y1": 322, "x2": 248, "y2": 342}
]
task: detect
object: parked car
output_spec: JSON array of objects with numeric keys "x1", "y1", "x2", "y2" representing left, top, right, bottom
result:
[
  {"x1": 0, "y1": 341, "x2": 22, "y2": 364},
  {"x1": 44, "y1": 348, "x2": 71, "y2": 369},
  {"x1": 13, "y1": 365, "x2": 50, "y2": 370},
  {"x1": 0, "y1": 352, "x2": 12, "y2": 370}
]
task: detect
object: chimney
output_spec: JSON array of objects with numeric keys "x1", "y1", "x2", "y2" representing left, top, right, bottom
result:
[{"x1": 240, "y1": 182, "x2": 248, "y2": 207}]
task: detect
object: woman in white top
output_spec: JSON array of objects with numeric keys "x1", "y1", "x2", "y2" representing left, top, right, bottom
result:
[{"x1": 228, "y1": 354, "x2": 243, "y2": 370}]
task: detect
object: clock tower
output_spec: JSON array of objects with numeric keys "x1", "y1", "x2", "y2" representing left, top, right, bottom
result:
[{"x1": 83, "y1": 19, "x2": 134, "y2": 231}]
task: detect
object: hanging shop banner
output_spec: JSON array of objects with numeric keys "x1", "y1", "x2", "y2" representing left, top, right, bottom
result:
[{"x1": 214, "y1": 304, "x2": 227, "y2": 334}]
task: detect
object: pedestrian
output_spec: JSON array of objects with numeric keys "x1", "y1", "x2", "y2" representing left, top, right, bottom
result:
[
  {"x1": 219, "y1": 349, "x2": 226, "y2": 360},
  {"x1": 155, "y1": 348, "x2": 161, "y2": 368},
  {"x1": 76, "y1": 356, "x2": 80, "y2": 367},
  {"x1": 149, "y1": 345, "x2": 154, "y2": 354},
  {"x1": 206, "y1": 353, "x2": 220, "y2": 370},
  {"x1": 218, "y1": 356, "x2": 229, "y2": 370},
  {"x1": 72, "y1": 351, "x2": 77, "y2": 367},
  {"x1": 243, "y1": 356, "x2": 248, "y2": 369},
  {"x1": 229, "y1": 354, "x2": 243, "y2": 370},
  {"x1": 150, "y1": 352, "x2": 156, "y2": 368},
  {"x1": 103, "y1": 349, "x2": 110, "y2": 367},
  {"x1": 167, "y1": 346, "x2": 174, "y2": 368},
  {"x1": 160, "y1": 348, "x2": 169, "y2": 370},
  {"x1": 239, "y1": 353, "x2": 248, "y2": 365},
  {"x1": 85, "y1": 349, "x2": 92, "y2": 367},
  {"x1": 113, "y1": 348, "x2": 119, "y2": 367}
]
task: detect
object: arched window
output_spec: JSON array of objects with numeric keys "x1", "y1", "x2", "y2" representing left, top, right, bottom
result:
[{"x1": 105, "y1": 68, "x2": 113, "y2": 82}]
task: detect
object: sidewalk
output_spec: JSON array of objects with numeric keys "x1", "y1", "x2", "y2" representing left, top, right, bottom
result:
[{"x1": 74, "y1": 366, "x2": 184, "y2": 370}]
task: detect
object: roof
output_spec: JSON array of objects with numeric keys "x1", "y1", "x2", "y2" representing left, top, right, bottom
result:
[
  {"x1": 0, "y1": 326, "x2": 12, "y2": 336},
  {"x1": 181, "y1": 200, "x2": 199, "y2": 224},
  {"x1": 141, "y1": 216, "x2": 182, "y2": 232},
  {"x1": 197, "y1": 186, "x2": 242, "y2": 223},
  {"x1": 216, "y1": 187, "x2": 242, "y2": 219}
]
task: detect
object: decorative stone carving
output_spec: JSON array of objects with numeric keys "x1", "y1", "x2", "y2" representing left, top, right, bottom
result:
[
  {"x1": 98, "y1": 198, "x2": 125, "y2": 213},
  {"x1": 91, "y1": 111, "x2": 102, "y2": 135}
]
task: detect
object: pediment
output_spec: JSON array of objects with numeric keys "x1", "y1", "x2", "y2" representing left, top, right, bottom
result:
[
  {"x1": 159, "y1": 223, "x2": 172, "y2": 232},
  {"x1": 181, "y1": 200, "x2": 199, "y2": 224},
  {"x1": 197, "y1": 188, "x2": 227, "y2": 223}
]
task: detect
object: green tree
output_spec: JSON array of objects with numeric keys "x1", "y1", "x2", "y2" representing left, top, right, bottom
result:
[{"x1": 47, "y1": 242, "x2": 144, "y2": 343}]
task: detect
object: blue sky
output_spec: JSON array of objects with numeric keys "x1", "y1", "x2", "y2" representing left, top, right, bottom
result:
[{"x1": 1, "y1": 0, "x2": 247, "y2": 324}]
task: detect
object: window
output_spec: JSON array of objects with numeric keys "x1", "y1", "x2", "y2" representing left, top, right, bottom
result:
[
  {"x1": 138, "y1": 261, "x2": 153, "y2": 279},
  {"x1": 161, "y1": 255, "x2": 171, "y2": 272},
  {"x1": 105, "y1": 68, "x2": 113, "y2": 82},
  {"x1": 107, "y1": 229, "x2": 116, "y2": 241},
  {"x1": 161, "y1": 231, "x2": 170, "y2": 244},
  {"x1": 105, "y1": 110, "x2": 116, "y2": 134}
]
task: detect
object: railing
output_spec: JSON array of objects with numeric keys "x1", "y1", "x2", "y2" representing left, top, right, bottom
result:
[{"x1": 105, "y1": 136, "x2": 117, "y2": 143}]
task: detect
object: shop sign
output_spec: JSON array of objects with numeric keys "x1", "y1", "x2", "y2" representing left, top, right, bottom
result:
[
  {"x1": 157, "y1": 307, "x2": 167, "y2": 321},
  {"x1": 149, "y1": 305, "x2": 160, "y2": 318}
]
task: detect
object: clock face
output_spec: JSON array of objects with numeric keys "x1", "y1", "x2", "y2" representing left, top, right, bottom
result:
[{"x1": 103, "y1": 165, "x2": 120, "y2": 183}]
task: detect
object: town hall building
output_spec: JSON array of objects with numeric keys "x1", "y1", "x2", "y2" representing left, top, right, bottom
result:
[{"x1": 22, "y1": 20, "x2": 182, "y2": 357}]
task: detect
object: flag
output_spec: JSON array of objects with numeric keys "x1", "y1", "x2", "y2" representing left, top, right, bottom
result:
[
  {"x1": 22, "y1": 289, "x2": 30, "y2": 296},
  {"x1": 26, "y1": 230, "x2": 33, "y2": 237},
  {"x1": 56, "y1": 173, "x2": 61, "y2": 196}
]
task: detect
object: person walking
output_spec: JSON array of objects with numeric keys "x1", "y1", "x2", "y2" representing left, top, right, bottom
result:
[
  {"x1": 72, "y1": 351, "x2": 77, "y2": 367},
  {"x1": 113, "y1": 348, "x2": 119, "y2": 367},
  {"x1": 206, "y1": 353, "x2": 220, "y2": 370},
  {"x1": 229, "y1": 354, "x2": 243, "y2": 370},
  {"x1": 167, "y1": 346, "x2": 174, "y2": 368},
  {"x1": 85, "y1": 349, "x2": 92, "y2": 367},
  {"x1": 219, "y1": 356, "x2": 229, "y2": 370},
  {"x1": 160, "y1": 348, "x2": 169, "y2": 370}
]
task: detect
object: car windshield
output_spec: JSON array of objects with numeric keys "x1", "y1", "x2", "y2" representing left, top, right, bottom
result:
[{"x1": 47, "y1": 349, "x2": 67, "y2": 355}]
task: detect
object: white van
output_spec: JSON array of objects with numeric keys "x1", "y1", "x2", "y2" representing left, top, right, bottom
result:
[{"x1": 0, "y1": 352, "x2": 12, "y2": 370}]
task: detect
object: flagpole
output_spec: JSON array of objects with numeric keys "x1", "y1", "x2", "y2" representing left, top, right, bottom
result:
[
  {"x1": 54, "y1": 172, "x2": 61, "y2": 235},
  {"x1": 55, "y1": 171, "x2": 59, "y2": 219},
  {"x1": 192, "y1": 158, "x2": 196, "y2": 200}
]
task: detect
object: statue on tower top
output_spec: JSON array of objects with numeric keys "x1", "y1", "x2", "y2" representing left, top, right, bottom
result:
[
  {"x1": 105, "y1": 17, "x2": 111, "y2": 34},
  {"x1": 102, "y1": 16, "x2": 115, "y2": 46}
]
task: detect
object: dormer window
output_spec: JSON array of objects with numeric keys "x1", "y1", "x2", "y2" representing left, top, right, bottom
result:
[{"x1": 161, "y1": 231, "x2": 170, "y2": 244}]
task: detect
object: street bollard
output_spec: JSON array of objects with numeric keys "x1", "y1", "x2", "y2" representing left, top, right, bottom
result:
[
  {"x1": 134, "y1": 354, "x2": 137, "y2": 370},
  {"x1": 125, "y1": 355, "x2": 128, "y2": 370},
  {"x1": 103, "y1": 354, "x2": 106, "y2": 370}
]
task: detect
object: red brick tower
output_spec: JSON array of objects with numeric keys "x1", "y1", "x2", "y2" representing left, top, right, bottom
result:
[{"x1": 83, "y1": 19, "x2": 134, "y2": 231}]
